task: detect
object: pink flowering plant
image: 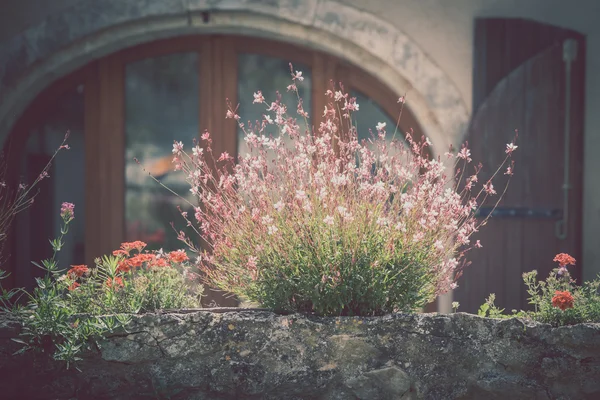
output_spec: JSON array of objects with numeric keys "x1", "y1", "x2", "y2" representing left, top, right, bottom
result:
[{"x1": 172, "y1": 66, "x2": 516, "y2": 316}]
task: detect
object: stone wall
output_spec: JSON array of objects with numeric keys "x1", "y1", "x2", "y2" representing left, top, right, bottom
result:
[{"x1": 1, "y1": 310, "x2": 599, "y2": 399}]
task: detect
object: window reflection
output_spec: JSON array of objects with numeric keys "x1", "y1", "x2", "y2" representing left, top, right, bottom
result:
[
  {"x1": 351, "y1": 90, "x2": 400, "y2": 143},
  {"x1": 125, "y1": 53, "x2": 199, "y2": 251},
  {"x1": 237, "y1": 54, "x2": 312, "y2": 158},
  {"x1": 15, "y1": 85, "x2": 85, "y2": 290}
]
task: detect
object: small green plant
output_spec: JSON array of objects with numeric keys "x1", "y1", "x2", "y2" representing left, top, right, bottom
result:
[
  {"x1": 452, "y1": 301, "x2": 460, "y2": 313},
  {"x1": 477, "y1": 293, "x2": 508, "y2": 318},
  {"x1": 0, "y1": 203, "x2": 202, "y2": 368},
  {"x1": 479, "y1": 253, "x2": 600, "y2": 326}
]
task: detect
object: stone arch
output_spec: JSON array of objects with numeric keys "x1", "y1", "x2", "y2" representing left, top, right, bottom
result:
[{"x1": 0, "y1": 0, "x2": 469, "y2": 157}]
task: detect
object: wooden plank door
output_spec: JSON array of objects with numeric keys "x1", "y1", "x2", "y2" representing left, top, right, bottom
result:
[{"x1": 455, "y1": 40, "x2": 586, "y2": 313}]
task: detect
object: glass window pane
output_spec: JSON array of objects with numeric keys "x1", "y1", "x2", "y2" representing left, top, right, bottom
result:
[
  {"x1": 15, "y1": 84, "x2": 85, "y2": 290},
  {"x1": 351, "y1": 90, "x2": 399, "y2": 143},
  {"x1": 125, "y1": 53, "x2": 199, "y2": 251},
  {"x1": 237, "y1": 54, "x2": 311, "y2": 157}
]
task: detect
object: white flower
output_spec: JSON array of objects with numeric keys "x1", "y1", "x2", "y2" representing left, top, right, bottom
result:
[
  {"x1": 376, "y1": 122, "x2": 386, "y2": 131},
  {"x1": 296, "y1": 190, "x2": 307, "y2": 201},
  {"x1": 267, "y1": 225, "x2": 279, "y2": 235},
  {"x1": 412, "y1": 232, "x2": 424, "y2": 242},
  {"x1": 376, "y1": 217, "x2": 389, "y2": 227},
  {"x1": 505, "y1": 143, "x2": 518, "y2": 154},
  {"x1": 192, "y1": 146, "x2": 203, "y2": 157},
  {"x1": 253, "y1": 91, "x2": 265, "y2": 104},
  {"x1": 323, "y1": 215, "x2": 335, "y2": 226},
  {"x1": 274, "y1": 201, "x2": 285, "y2": 212},
  {"x1": 172, "y1": 141, "x2": 184, "y2": 154}
]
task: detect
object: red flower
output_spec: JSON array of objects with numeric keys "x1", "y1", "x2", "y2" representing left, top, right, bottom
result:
[
  {"x1": 106, "y1": 277, "x2": 124, "y2": 289},
  {"x1": 119, "y1": 241, "x2": 147, "y2": 254},
  {"x1": 130, "y1": 253, "x2": 155, "y2": 268},
  {"x1": 67, "y1": 265, "x2": 89, "y2": 279},
  {"x1": 116, "y1": 260, "x2": 131, "y2": 274},
  {"x1": 553, "y1": 253, "x2": 576, "y2": 268},
  {"x1": 68, "y1": 282, "x2": 80, "y2": 291},
  {"x1": 552, "y1": 290, "x2": 574, "y2": 311},
  {"x1": 113, "y1": 249, "x2": 128, "y2": 257},
  {"x1": 150, "y1": 258, "x2": 169, "y2": 268},
  {"x1": 168, "y1": 250, "x2": 188, "y2": 263},
  {"x1": 116, "y1": 253, "x2": 155, "y2": 273}
]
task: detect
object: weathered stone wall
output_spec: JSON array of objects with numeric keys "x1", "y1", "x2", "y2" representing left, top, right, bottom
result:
[{"x1": 1, "y1": 310, "x2": 599, "y2": 399}]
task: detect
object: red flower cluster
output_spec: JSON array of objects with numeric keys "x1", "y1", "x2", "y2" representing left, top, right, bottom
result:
[
  {"x1": 552, "y1": 290, "x2": 575, "y2": 311},
  {"x1": 68, "y1": 282, "x2": 80, "y2": 291},
  {"x1": 116, "y1": 241, "x2": 147, "y2": 255},
  {"x1": 553, "y1": 253, "x2": 576, "y2": 268},
  {"x1": 112, "y1": 242, "x2": 189, "y2": 273},
  {"x1": 168, "y1": 250, "x2": 188, "y2": 263},
  {"x1": 105, "y1": 277, "x2": 124, "y2": 289},
  {"x1": 67, "y1": 265, "x2": 89, "y2": 279}
]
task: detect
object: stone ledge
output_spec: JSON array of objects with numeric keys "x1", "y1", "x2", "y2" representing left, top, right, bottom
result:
[{"x1": 1, "y1": 310, "x2": 598, "y2": 399}]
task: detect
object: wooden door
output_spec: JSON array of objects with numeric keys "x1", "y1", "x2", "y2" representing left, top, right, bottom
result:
[{"x1": 455, "y1": 40, "x2": 586, "y2": 313}]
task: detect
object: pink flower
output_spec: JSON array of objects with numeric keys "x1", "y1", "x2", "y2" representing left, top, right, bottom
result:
[
  {"x1": 274, "y1": 201, "x2": 285, "y2": 212},
  {"x1": 201, "y1": 131, "x2": 212, "y2": 142},
  {"x1": 218, "y1": 152, "x2": 233, "y2": 162},
  {"x1": 60, "y1": 202, "x2": 75, "y2": 222},
  {"x1": 226, "y1": 110, "x2": 240, "y2": 120},
  {"x1": 323, "y1": 215, "x2": 334, "y2": 226},
  {"x1": 292, "y1": 70, "x2": 304, "y2": 82},
  {"x1": 457, "y1": 147, "x2": 472, "y2": 162},
  {"x1": 172, "y1": 141, "x2": 184, "y2": 155},
  {"x1": 484, "y1": 182, "x2": 496, "y2": 195}
]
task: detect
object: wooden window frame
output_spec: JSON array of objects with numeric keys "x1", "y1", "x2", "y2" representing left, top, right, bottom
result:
[{"x1": 2, "y1": 34, "x2": 426, "y2": 290}]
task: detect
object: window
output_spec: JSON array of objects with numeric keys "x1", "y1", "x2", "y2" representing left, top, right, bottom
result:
[
  {"x1": 125, "y1": 52, "x2": 199, "y2": 251},
  {"x1": 4, "y1": 36, "x2": 425, "y2": 286}
]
